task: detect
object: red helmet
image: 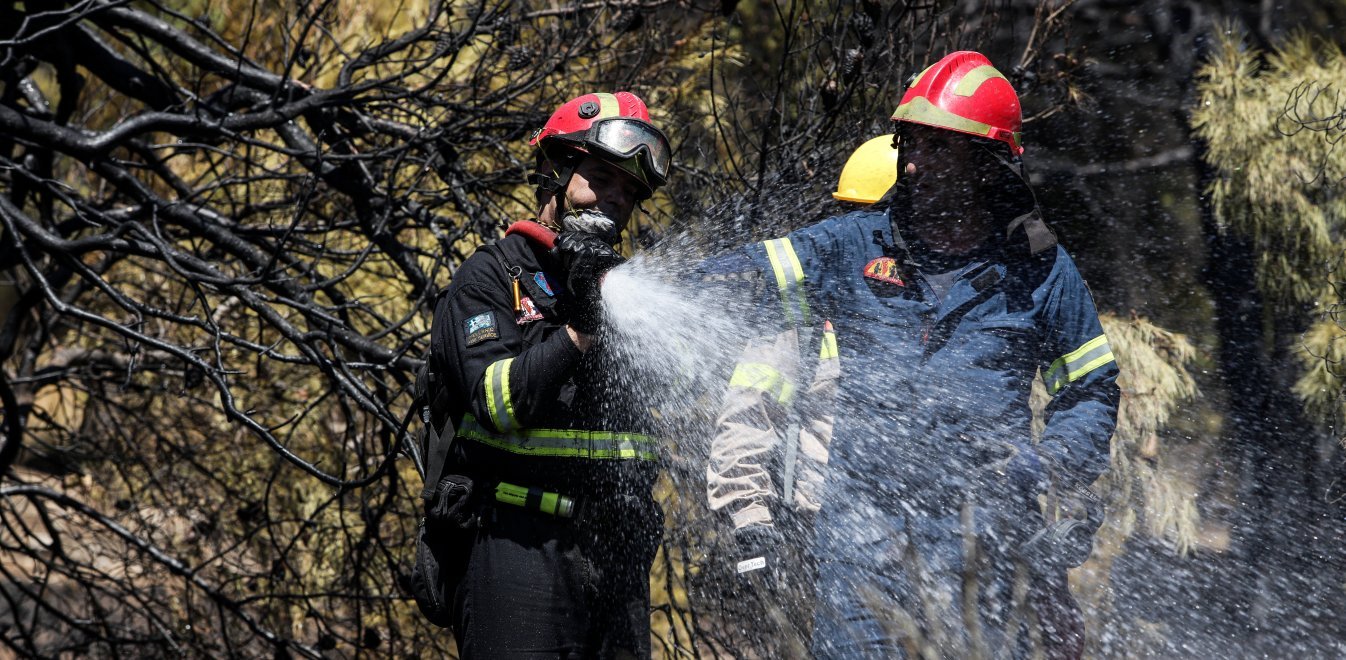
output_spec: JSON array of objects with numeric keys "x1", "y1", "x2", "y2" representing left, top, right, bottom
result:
[
  {"x1": 530, "y1": 91, "x2": 671, "y2": 195},
  {"x1": 532, "y1": 92, "x2": 651, "y2": 143},
  {"x1": 890, "y1": 51, "x2": 1023, "y2": 155}
]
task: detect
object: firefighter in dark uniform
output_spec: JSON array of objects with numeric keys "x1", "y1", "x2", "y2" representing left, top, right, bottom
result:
[
  {"x1": 427, "y1": 91, "x2": 673, "y2": 659},
  {"x1": 712, "y1": 52, "x2": 1119, "y2": 658}
]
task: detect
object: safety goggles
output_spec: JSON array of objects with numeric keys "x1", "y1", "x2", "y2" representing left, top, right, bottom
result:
[{"x1": 553, "y1": 117, "x2": 672, "y2": 189}]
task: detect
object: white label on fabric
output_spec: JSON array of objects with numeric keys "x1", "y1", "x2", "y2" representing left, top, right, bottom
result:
[{"x1": 736, "y1": 557, "x2": 767, "y2": 574}]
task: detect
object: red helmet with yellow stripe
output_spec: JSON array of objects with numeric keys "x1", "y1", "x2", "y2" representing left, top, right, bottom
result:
[
  {"x1": 531, "y1": 92, "x2": 651, "y2": 145},
  {"x1": 529, "y1": 91, "x2": 671, "y2": 197},
  {"x1": 890, "y1": 51, "x2": 1023, "y2": 155}
]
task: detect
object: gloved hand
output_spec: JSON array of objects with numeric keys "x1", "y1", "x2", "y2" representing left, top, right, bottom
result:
[
  {"x1": 732, "y1": 524, "x2": 784, "y2": 586},
  {"x1": 552, "y1": 230, "x2": 625, "y2": 334},
  {"x1": 1019, "y1": 484, "x2": 1104, "y2": 572}
]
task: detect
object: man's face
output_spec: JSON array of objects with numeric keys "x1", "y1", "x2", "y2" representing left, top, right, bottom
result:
[
  {"x1": 900, "y1": 125, "x2": 1003, "y2": 213},
  {"x1": 564, "y1": 155, "x2": 644, "y2": 230},
  {"x1": 899, "y1": 124, "x2": 1005, "y2": 253}
]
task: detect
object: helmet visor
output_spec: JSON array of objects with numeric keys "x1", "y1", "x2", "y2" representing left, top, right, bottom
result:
[{"x1": 556, "y1": 117, "x2": 672, "y2": 189}]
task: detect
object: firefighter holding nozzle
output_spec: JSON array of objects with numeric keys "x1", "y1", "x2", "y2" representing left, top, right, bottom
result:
[
  {"x1": 706, "y1": 51, "x2": 1119, "y2": 659},
  {"x1": 414, "y1": 91, "x2": 674, "y2": 659}
]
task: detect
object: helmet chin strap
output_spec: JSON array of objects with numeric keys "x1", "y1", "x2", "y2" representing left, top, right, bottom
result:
[
  {"x1": 530, "y1": 147, "x2": 638, "y2": 244},
  {"x1": 530, "y1": 150, "x2": 580, "y2": 232}
]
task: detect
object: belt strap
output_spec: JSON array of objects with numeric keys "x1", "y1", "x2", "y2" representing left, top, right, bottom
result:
[{"x1": 418, "y1": 361, "x2": 457, "y2": 501}]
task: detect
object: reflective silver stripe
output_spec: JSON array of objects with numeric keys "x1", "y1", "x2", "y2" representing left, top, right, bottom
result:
[
  {"x1": 763, "y1": 238, "x2": 810, "y2": 326},
  {"x1": 1044, "y1": 334, "x2": 1114, "y2": 394},
  {"x1": 781, "y1": 422, "x2": 800, "y2": 507},
  {"x1": 458, "y1": 415, "x2": 659, "y2": 461},
  {"x1": 484, "y1": 358, "x2": 516, "y2": 431}
]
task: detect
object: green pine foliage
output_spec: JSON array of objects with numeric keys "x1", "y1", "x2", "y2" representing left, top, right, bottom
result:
[
  {"x1": 1192, "y1": 29, "x2": 1346, "y2": 443},
  {"x1": 1097, "y1": 313, "x2": 1200, "y2": 552}
]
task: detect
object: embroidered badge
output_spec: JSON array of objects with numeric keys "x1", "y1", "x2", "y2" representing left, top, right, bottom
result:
[
  {"x1": 516, "y1": 296, "x2": 544, "y2": 324},
  {"x1": 464, "y1": 311, "x2": 499, "y2": 346},
  {"x1": 534, "y1": 272, "x2": 555, "y2": 296},
  {"x1": 863, "y1": 257, "x2": 905, "y2": 286}
]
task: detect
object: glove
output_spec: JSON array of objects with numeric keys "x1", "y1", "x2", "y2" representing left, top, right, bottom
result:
[
  {"x1": 732, "y1": 525, "x2": 784, "y2": 586},
  {"x1": 552, "y1": 231, "x2": 625, "y2": 334},
  {"x1": 1018, "y1": 484, "x2": 1104, "y2": 571}
]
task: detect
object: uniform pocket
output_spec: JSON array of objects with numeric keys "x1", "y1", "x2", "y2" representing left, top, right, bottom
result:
[
  {"x1": 411, "y1": 474, "x2": 480, "y2": 628},
  {"x1": 411, "y1": 517, "x2": 461, "y2": 628},
  {"x1": 959, "y1": 318, "x2": 1038, "y2": 369},
  {"x1": 972, "y1": 318, "x2": 1036, "y2": 342}
]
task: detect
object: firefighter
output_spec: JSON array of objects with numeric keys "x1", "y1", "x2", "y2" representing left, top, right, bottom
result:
[
  {"x1": 425, "y1": 91, "x2": 673, "y2": 658},
  {"x1": 708, "y1": 134, "x2": 900, "y2": 544},
  {"x1": 714, "y1": 52, "x2": 1119, "y2": 658},
  {"x1": 832, "y1": 133, "x2": 901, "y2": 205},
  {"x1": 704, "y1": 134, "x2": 899, "y2": 654}
]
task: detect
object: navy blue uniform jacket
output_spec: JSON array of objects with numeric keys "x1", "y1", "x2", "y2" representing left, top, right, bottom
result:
[{"x1": 736, "y1": 209, "x2": 1119, "y2": 511}]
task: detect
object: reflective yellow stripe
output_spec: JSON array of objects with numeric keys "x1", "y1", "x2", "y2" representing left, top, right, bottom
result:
[
  {"x1": 484, "y1": 358, "x2": 516, "y2": 431},
  {"x1": 763, "y1": 237, "x2": 810, "y2": 326},
  {"x1": 892, "y1": 96, "x2": 997, "y2": 138},
  {"x1": 729, "y1": 362, "x2": 795, "y2": 404},
  {"x1": 594, "y1": 92, "x2": 619, "y2": 118},
  {"x1": 459, "y1": 415, "x2": 658, "y2": 460},
  {"x1": 1044, "y1": 334, "x2": 1115, "y2": 394},
  {"x1": 952, "y1": 65, "x2": 1009, "y2": 97},
  {"x1": 819, "y1": 321, "x2": 838, "y2": 360}
]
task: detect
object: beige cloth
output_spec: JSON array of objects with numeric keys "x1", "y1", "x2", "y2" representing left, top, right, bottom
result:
[{"x1": 707, "y1": 322, "x2": 839, "y2": 531}]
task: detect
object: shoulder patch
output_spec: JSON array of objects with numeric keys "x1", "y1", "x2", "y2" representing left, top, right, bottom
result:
[
  {"x1": 863, "y1": 257, "x2": 905, "y2": 286},
  {"x1": 464, "y1": 311, "x2": 499, "y2": 346},
  {"x1": 516, "y1": 297, "x2": 544, "y2": 324},
  {"x1": 534, "y1": 272, "x2": 555, "y2": 296}
]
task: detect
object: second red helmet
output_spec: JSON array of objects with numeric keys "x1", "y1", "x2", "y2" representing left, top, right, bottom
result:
[{"x1": 891, "y1": 51, "x2": 1024, "y2": 155}]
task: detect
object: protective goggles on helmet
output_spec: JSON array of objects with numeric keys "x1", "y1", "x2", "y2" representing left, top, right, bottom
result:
[{"x1": 551, "y1": 117, "x2": 672, "y2": 190}]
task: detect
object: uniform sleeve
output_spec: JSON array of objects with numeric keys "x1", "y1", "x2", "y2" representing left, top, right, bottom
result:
[
  {"x1": 1036, "y1": 251, "x2": 1120, "y2": 486},
  {"x1": 708, "y1": 327, "x2": 804, "y2": 530},
  {"x1": 756, "y1": 232, "x2": 823, "y2": 331},
  {"x1": 701, "y1": 237, "x2": 828, "y2": 531},
  {"x1": 432, "y1": 256, "x2": 582, "y2": 433}
]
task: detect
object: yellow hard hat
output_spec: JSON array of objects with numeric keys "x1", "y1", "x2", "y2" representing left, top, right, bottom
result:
[{"x1": 832, "y1": 134, "x2": 899, "y2": 204}]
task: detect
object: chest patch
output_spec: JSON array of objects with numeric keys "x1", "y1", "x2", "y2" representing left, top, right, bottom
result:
[
  {"x1": 516, "y1": 296, "x2": 545, "y2": 324},
  {"x1": 534, "y1": 272, "x2": 556, "y2": 296},
  {"x1": 464, "y1": 311, "x2": 499, "y2": 346},
  {"x1": 863, "y1": 256, "x2": 907, "y2": 299},
  {"x1": 863, "y1": 257, "x2": 905, "y2": 286}
]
